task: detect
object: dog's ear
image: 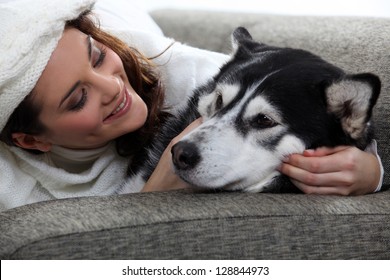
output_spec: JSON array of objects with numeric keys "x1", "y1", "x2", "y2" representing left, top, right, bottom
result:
[
  {"x1": 325, "y1": 73, "x2": 381, "y2": 140},
  {"x1": 232, "y1": 27, "x2": 253, "y2": 47},
  {"x1": 231, "y1": 27, "x2": 273, "y2": 58},
  {"x1": 231, "y1": 27, "x2": 254, "y2": 57}
]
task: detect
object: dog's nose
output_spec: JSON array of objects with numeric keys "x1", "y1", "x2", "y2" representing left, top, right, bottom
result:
[{"x1": 171, "y1": 141, "x2": 201, "y2": 170}]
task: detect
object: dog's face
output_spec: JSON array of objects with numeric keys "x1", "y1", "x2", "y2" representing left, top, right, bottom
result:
[{"x1": 172, "y1": 27, "x2": 381, "y2": 192}]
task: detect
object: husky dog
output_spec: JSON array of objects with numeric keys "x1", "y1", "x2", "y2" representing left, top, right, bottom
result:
[{"x1": 127, "y1": 27, "x2": 380, "y2": 193}]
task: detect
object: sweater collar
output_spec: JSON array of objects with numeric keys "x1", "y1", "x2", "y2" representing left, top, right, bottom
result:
[{"x1": 49, "y1": 143, "x2": 112, "y2": 173}]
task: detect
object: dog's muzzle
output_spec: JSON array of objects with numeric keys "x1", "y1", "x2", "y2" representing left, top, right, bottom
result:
[{"x1": 171, "y1": 141, "x2": 201, "y2": 170}]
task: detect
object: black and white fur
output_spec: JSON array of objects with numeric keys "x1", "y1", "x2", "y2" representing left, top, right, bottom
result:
[{"x1": 127, "y1": 27, "x2": 381, "y2": 193}]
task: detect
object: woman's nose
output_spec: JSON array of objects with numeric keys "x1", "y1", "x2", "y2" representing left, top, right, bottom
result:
[{"x1": 98, "y1": 75, "x2": 122, "y2": 105}]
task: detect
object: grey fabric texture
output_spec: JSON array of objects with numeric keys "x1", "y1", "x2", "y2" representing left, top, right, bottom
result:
[
  {"x1": 1, "y1": 10, "x2": 389, "y2": 259},
  {"x1": 1, "y1": 191, "x2": 390, "y2": 259}
]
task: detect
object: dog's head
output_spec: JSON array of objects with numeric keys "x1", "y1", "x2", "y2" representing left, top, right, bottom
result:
[{"x1": 172, "y1": 27, "x2": 381, "y2": 192}]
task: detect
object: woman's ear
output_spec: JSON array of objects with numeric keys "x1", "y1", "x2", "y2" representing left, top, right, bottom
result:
[{"x1": 11, "y1": 132, "x2": 52, "y2": 152}]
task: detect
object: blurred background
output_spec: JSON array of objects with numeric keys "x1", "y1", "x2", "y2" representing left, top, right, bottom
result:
[
  {"x1": 1, "y1": 0, "x2": 387, "y2": 18},
  {"x1": 140, "y1": 0, "x2": 390, "y2": 18}
]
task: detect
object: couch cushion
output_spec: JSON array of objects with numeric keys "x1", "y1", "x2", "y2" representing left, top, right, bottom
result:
[{"x1": 1, "y1": 190, "x2": 390, "y2": 259}]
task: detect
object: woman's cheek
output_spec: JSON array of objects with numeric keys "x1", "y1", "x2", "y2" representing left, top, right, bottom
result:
[{"x1": 62, "y1": 112, "x2": 102, "y2": 135}]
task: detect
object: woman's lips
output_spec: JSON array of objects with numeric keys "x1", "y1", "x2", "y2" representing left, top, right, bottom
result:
[{"x1": 103, "y1": 87, "x2": 132, "y2": 123}]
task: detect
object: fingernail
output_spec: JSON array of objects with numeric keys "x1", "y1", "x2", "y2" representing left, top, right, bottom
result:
[{"x1": 303, "y1": 149, "x2": 315, "y2": 155}]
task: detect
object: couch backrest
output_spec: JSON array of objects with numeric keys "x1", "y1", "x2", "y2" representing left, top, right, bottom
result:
[{"x1": 152, "y1": 10, "x2": 390, "y2": 186}]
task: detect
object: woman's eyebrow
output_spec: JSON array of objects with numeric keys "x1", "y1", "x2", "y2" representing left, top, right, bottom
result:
[{"x1": 58, "y1": 36, "x2": 90, "y2": 109}]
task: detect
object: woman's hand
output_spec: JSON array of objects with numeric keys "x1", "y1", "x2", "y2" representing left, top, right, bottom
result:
[
  {"x1": 278, "y1": 146, "x2": 381, "y2": 195},
  {"x1": 141, "y1": 118, "x2": 203, "y2": 192}
]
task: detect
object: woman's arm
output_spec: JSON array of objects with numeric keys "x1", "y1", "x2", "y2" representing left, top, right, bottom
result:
[
  {"x1": 278, "y1": 144, "x2": 383, "y2": 195},
  {"x1": 141, "y1": 118, "x2": 203, "y2": 192}
]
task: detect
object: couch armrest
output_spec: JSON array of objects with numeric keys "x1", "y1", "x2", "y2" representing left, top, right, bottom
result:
[{"x1": 1, "y1": 190, "x2": 390, "y2": 259}]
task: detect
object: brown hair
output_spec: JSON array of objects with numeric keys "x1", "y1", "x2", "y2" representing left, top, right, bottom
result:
[{"x1": 0, "y1": 10, "x2": 170, "y2": 156}]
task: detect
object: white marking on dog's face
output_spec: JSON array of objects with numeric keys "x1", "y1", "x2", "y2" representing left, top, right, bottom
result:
[
  {"x1": 174, "y1": 84, "x2": 306, "y2": 192},
  {"x1": 198, "y1": 83, "x2": 240, "y2": 120}
]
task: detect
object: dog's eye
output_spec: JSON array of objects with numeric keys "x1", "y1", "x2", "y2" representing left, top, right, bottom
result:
[
  {"x1": 215, "y1": 91, "x2": 223, "y2": 111},
  {"x1": 251, "y1": 114, "x2": 277, "y2": 129}
]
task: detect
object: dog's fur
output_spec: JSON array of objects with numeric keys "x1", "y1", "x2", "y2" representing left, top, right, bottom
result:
[{"x1": 126, "y1": 27, "x2": 381, "y2": 193}]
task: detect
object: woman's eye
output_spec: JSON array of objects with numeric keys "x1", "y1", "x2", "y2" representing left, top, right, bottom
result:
[
  {"x1": 89, "y1": 36, "x2": 107, "y2": 68},
  {"x1": 69, "y1": 89, "x2": 88, "y2": 111},
  {"x1": 93, "y1": 47, "x2": 106, "y2": 68}
]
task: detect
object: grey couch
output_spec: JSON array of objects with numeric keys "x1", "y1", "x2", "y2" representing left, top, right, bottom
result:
[{"x1": 1, "y1": 10, "x2": 389, "y2": 260}]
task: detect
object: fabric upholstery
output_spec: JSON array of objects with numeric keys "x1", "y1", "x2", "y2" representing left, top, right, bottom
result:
[{"x1": 2, "y1": 190, "x2": 390, "y2": 259}]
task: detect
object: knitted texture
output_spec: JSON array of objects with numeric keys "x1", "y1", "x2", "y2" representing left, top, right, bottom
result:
[{"x1": 0, "y1": 0, "x2": 95, "y2": 131}]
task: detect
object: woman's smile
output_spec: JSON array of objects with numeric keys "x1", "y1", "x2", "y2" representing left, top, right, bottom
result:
[{"x1": 103, "y1": 86, "x2": 132, "y2": 123}]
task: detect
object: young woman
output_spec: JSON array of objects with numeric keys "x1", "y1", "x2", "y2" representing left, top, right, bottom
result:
[{"x1": 0, "y1": 0, "x2": 383, "y2": 211}]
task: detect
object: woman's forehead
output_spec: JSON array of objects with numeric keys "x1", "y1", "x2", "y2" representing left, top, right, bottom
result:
[{"x1": 36, "y1": 29, "x2": 88, "y2": 87}]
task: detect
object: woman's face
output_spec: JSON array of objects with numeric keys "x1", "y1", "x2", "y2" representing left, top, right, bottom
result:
[{"x1": 31, "y1": 28, "x2": 148, "y2": 150}]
